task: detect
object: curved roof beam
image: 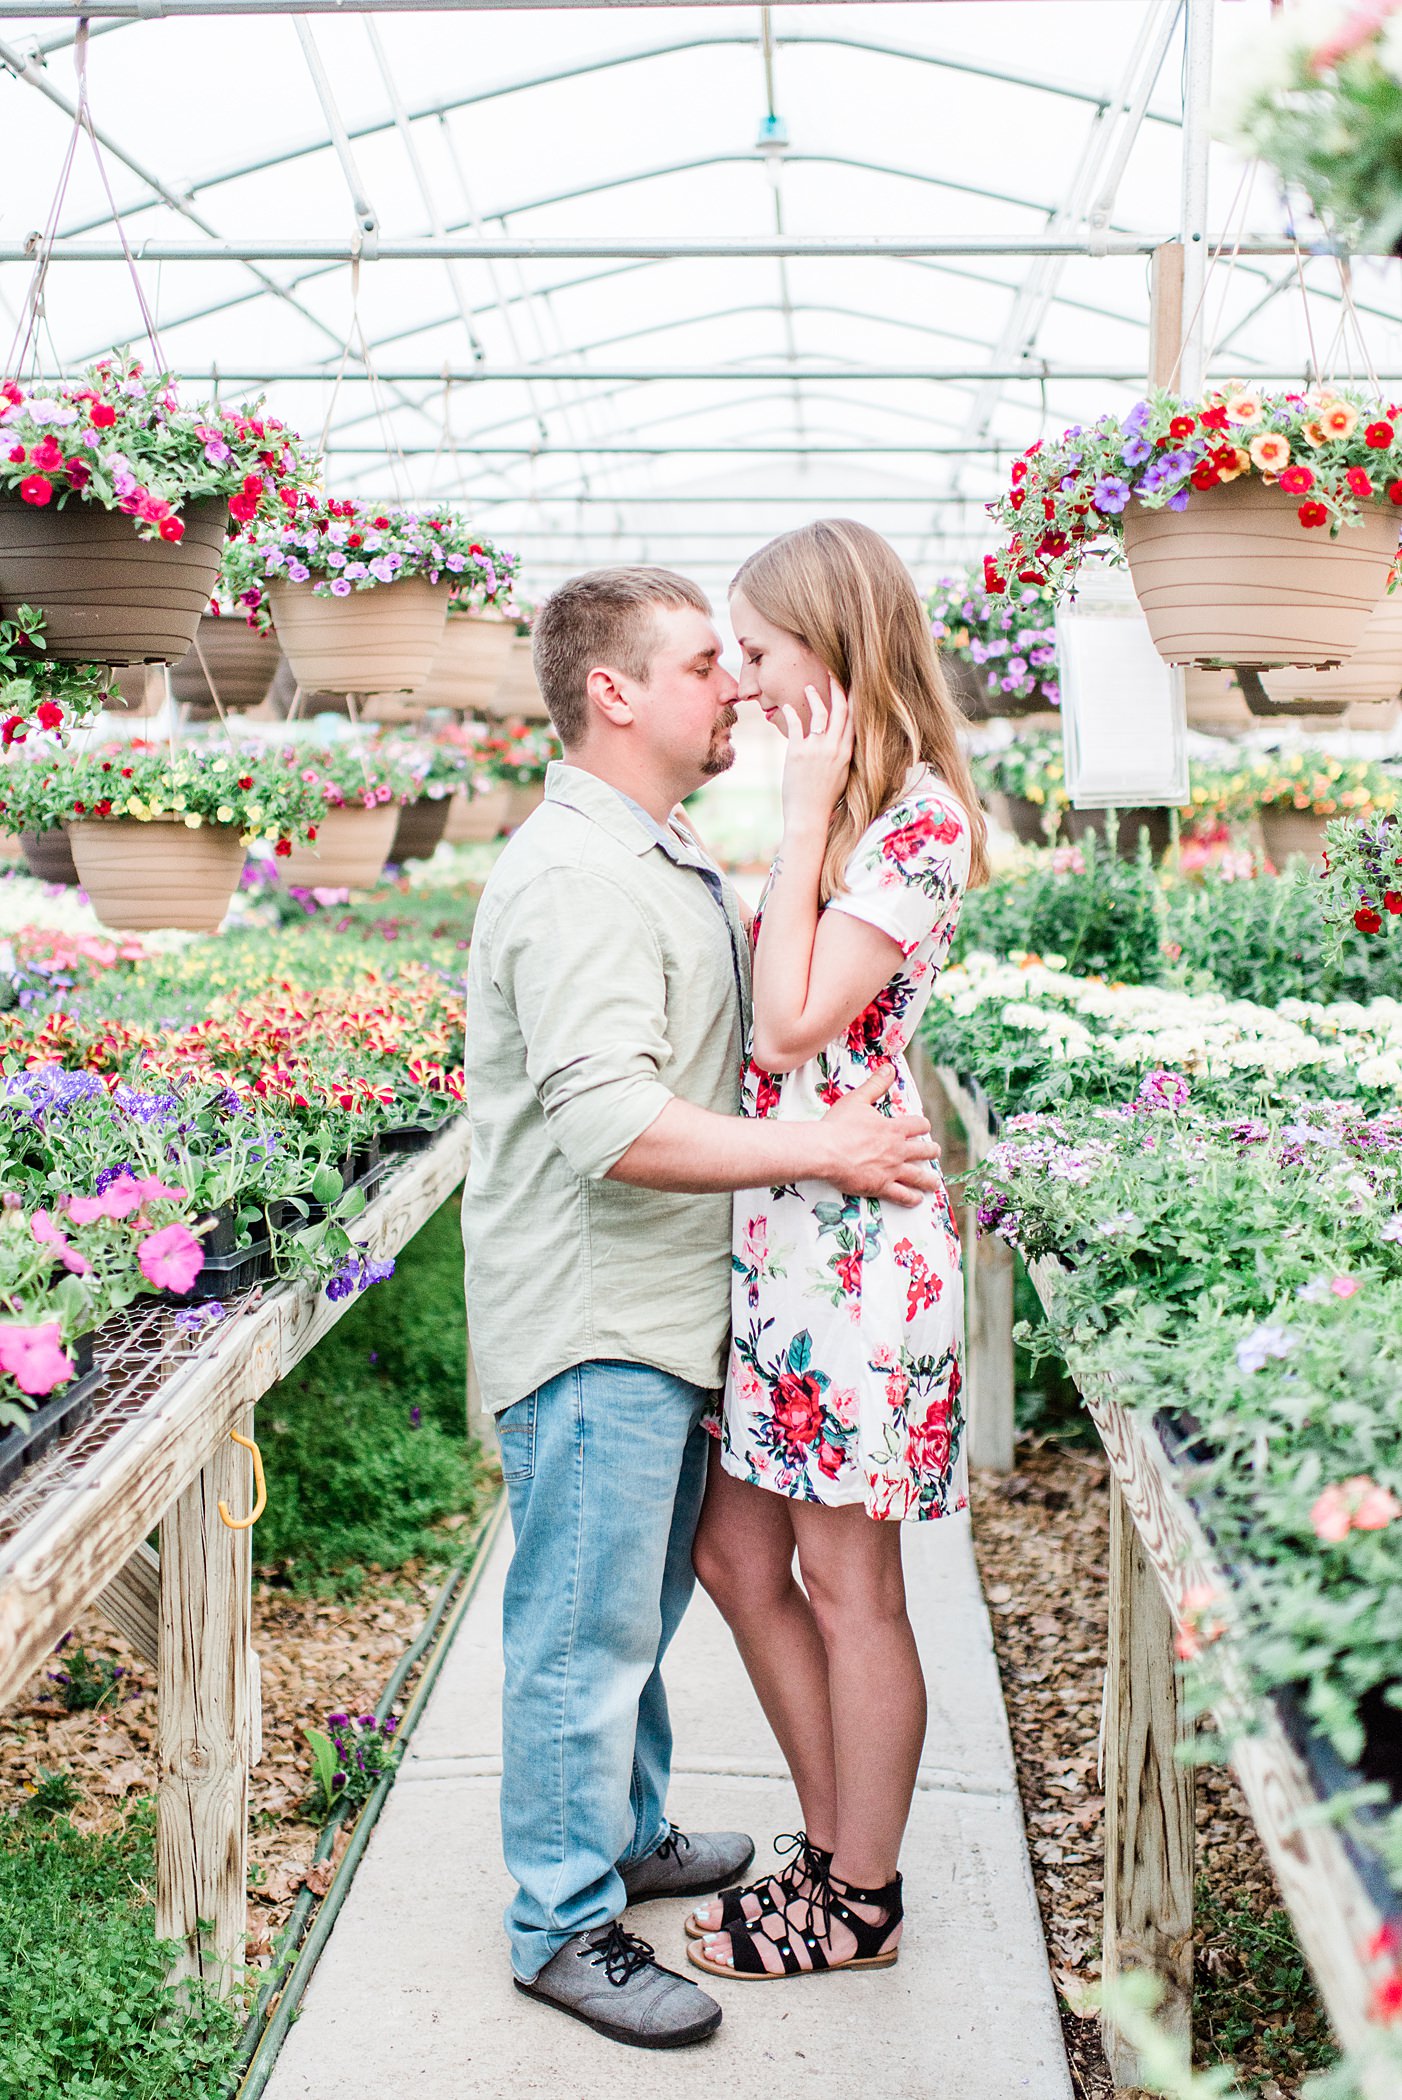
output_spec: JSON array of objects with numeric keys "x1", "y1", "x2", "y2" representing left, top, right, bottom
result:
[{"x1": 56, "y1": 28, "x2": 1180, "y2": 238}]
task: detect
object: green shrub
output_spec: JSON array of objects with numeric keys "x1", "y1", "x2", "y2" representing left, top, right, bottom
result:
[
  {"x1": 0, "y1": 1804, "x2": 242, "y2": 2099},
  {"x1": 254, "y1": 1193, "x2": 484, "y2": 1593},
  {"x1": 1165, "y1": 863, "x2": 1402, "y2": 1005},
  {"x1": 956, "y1": 833, "x2": 1168, "y2": 984}
]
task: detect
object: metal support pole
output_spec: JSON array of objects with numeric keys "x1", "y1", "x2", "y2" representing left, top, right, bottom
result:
[
  {"x1": 1178, "y1": 0, "x2": 1215, "y2": 398},
  {"x1": 0, "y1": 236, "x2": 1303, "y2": 265}
]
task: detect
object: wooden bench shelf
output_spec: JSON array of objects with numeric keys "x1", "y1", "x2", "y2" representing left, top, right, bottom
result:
[
  {"x1": 0, "y1": 1116, "x2": 472, "y2": 1994},
  {"x1": 925, "y1": 1062, "x2": 1398, "y2": 2098}
]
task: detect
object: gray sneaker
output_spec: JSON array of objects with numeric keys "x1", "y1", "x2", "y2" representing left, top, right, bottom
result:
[
  {"x1": 620, "y1": 1827, "x2": 756, "y2": 1903},
  {"x1": 516, "y1": 1922, "x2": 722, "y2": 2049}
]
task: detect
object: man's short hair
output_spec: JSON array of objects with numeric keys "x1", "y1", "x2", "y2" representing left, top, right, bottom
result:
[{"x1": 531, "y1": 566, "x2": 711, "y2": 747}]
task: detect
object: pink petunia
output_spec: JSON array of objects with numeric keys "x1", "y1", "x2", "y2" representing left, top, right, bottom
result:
[
  {"x1": 1330, "y1": 1275, "x2": 1361, "y2": 1299},
  {"x1": 1310, "y1": 1484, "x2": 1354, "y2": 1543},
  {"x1": 138, "y1": 1222, "x2": 205, "y2": 1295},
  {"x1": 0, "y1": 1321, "x2": 75, "y2": 1397}
]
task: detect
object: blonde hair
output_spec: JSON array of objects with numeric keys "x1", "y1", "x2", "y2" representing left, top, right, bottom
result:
[{"x1": 732, "y1": 519, "x2": 989, "y2": 902}]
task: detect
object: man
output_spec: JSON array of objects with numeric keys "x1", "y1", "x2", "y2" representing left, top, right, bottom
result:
[{"x1": 463, "y1": 567, "x2": 938, "y2": 2049}]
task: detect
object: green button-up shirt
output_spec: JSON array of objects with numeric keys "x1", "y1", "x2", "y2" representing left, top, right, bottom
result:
[{"x1": 462, "y1": 760, "x2": 752, "y2": 1414}]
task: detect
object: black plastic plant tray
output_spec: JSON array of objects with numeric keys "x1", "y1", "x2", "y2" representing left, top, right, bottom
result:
[
  {"x1": 0, "y1": 1337, "x2": 101, "y2": 1497},
  {"x1": 380, "y1": 1117, "x2": 451, "y2": 1157},
  {"x1": 196, "y1": 1205, "x2": 271, "y2": 1260},
  {"x1": 165, "y1": 1239, "x2": 270, "y2": 1305}
]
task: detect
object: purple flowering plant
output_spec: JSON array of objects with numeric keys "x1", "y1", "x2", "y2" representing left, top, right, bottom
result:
[
  {"x1": 926, "y1": 566, "x2": 1059, "y2": 711},
  {"x1": 305, "y1": 1708, "x2": 402, "y2": 1814},
  {"x1": 221, "y1": 496, "x2": 518, "y2": 629}
]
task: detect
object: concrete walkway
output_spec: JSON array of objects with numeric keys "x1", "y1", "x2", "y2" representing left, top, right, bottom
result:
[{"x1": 266, "y1": 1510, "x2": 1073, "y2": 2100}]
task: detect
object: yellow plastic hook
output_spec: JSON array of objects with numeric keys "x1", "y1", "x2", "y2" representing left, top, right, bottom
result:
[{"x1": 218, "y1": 1430, "x2": 267, "y2": 1531}]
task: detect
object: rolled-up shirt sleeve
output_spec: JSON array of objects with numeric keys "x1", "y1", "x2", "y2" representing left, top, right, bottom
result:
[{"x1": 489, "y1": 865, "x2": 675, "y2": 1179}]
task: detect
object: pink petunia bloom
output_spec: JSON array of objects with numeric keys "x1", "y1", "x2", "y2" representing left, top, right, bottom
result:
[
  {"x1": 0, "y1": 1320, "x2": 75, "y2": 1396},
  {"x1": 1330, "y1": 1275, "x2": 1361, "y2": 1298},
  {"x1": 134, "y1": 1174, "x2": 187, "y2": 1203},
  {"x1": 1351, "y1": 1478, "x2": 1401, "y2": 1531},
  {"x1": 1310, "y1": 1484, "x2": 1354, "y2": 1543},
  {"x1": 29, "y1": 1208, "x2": 66, "y2": 1248},
  {"x1": 138, "y1": 1222, "x2": 205, "y2": 1294}
]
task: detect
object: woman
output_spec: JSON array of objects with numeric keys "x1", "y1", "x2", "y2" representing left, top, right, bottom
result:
[{"x1": 687, "y1": 519, "x2": 988, "y2": 1984}]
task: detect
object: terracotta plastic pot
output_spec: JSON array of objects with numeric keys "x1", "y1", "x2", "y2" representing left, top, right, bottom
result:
[
  {"x1": 389, "y1": 794, "x2": 451, "y2": 863},
  {"x1": 941, "y1": 652, "x2": 1055, "y2": 722},
  {"x1": 419, "y1": 613, "x2": 515, "y2": 713},
  {"x1": 1261, "y1": 589, "x2": 1402, "y2": 711},
  {"x1": 444, "y1": 784, "x2": 511, "y2": 843},
  {"x1": 267, "y1": 577, "x2": 450, "y2": 697},
  {"x1": 1122, "y1": 481, "x2": 1400, "y2": 669},
  {"x1": 488, "y1": 633, "x2": 550, "y2": 722},
  {"x1": 1260, "y1": 806, "x2": 1330, "y2": 866},
  {"x1": 280, "y1": 803, "x2": 399, "y2": 889},
  {"x1": 0, "y1": 494, "x2": 229, "y2": 665},
  {"x1": 994, "y1": 793, "x2": 1055, "y2": 846},
  {"x1": 21, "y1": 829, "x2": 80, "y2": 886},
  {"x1": 169, "y1": 614, "x2": 283, "y2": 713},
  {"x1": 64, "y1": 818, "x2": 245, "y2": 932},
  {"x1": 1061, "y1": 803, "x2": 1173, "y2": 861},
  {"x1": 504, "y1": 781, "x2": 546, "y2": 829}
]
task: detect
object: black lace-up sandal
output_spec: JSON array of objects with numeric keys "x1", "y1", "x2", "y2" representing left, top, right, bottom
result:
[
  {"x1": 684, "y1": 1830, "x2": 832, "y2": 1942},
  {"x1": 687, "y1": 1864, "x2": 903, "y2": 1980}
]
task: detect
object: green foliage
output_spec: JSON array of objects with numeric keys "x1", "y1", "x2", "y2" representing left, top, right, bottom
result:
[
  {"x1": 48, "y1": 1640, "x2": 125, "y2": 1713},
  {"x1": 1167, "y1": 863, "x2": 1402, "y2": 1006},
  {"x1": 304, "y1": 1725, "x2": 342, "y2": 1813},
  {"x1": 0, "y1": 1804, "x2": 242, "y2": 2099},
  {"x1": 1193, "y1": 1878, "x2": 1336, "y2": 2080},
  {"x1": 956, "y1": 830, "x2": 1167, "y2": 982},
  {"x1": 23, "y1": 1770, "x2": 81, "y2": 1818},
  {"x1": 1010, "y1": 1256, "x2": 1092, "y2": 1448},
  {"x1": 255, "y1": 1194, "x2": 482, "y2": 1594}
]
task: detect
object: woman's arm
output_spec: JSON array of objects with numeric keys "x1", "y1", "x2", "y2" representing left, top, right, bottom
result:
[{"x1": 750, "y1": 683, "x2": 904, "y2": 1073}]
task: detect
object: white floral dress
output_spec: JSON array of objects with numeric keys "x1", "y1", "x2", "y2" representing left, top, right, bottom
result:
[{"x1": 716, "y1": 769, "x2": 972, "y2": 1523}]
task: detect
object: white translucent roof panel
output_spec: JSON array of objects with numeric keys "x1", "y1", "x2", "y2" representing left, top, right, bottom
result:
[{"x1": 3, "y1": 0, "x2": 1400, "y2": 597}]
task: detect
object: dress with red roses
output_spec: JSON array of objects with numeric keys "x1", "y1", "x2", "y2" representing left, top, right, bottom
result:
[{"x1": 718, "y1": 769, "x2": 971, "y2": 1523}]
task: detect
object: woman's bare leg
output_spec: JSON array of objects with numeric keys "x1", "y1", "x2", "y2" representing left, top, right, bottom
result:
[
  {"x1": 792, "y1": 1500, "x2": 925, "y2": 1890},
  {"x1": 690, "y1": 1445, "x2": 838, "y2": 1931}
]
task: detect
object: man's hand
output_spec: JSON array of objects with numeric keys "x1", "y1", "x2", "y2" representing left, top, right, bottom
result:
[{"x1": 816, "y1": 1066, "x2": 941, "y2": 1208}]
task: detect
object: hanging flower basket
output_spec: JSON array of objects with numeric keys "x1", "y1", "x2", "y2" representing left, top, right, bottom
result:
[
  {"x1": 489, "y1": 632, "x2": 549, "y2": 722},
  {"x1": 445, "y1": 783, "x2": 511, "y2": 843},
  {"x1": 20, "y1": 829, "x2": 80, "y2": 886},
  {"x1": 0, "y1": 493, "x2": 231, "y2": 666},
  {"x1": 0, "y1": 362, "x2": 316, "y2": 667},
  {"x1": 266, "y1": 575, "x2": 451, "y2": 698},
  {"x1": 64, "y1": 818, "x2": 247, "y2": 933},
  {"x1": 989, "y1": 386, "x2": 1402, "y2": 672},
  {"x1": 169, "y1": 611, "x2": 283, "y2": 713},
  {"x1": 280, "y1": 803, "x2": 400, "y2": 888},
  {"x1": 1121, "y1": 477, "x2": 1398, "y2": 669},
  {"x1": 1261, "y1": 586, "x2": 1402, "y2": 710},
  {"x1": 390, "y1": 794, "x2": 451, "y2": 863},
  {"x1": 421, "y1": 611, "x2": 515, "y2": 712},
  {"x1": 928, "y1": 568, "x2": 1060, "y2": 719},
  {"x1": 223, "y1": 497, "x2": 518, "y2": 700}
]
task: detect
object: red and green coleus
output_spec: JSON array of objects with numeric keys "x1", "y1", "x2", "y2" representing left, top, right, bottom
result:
[
  {"x1": 0, "y1": 359, "x2": 318, "y2": 542},
  {"x1": 985, "y1": 385, "x2": 1402, "y2": 599}
]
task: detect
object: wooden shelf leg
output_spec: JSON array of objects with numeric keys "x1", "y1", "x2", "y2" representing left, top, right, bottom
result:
[
  {"x1": 1101, "y1": 1473, "x2": 1196, "y2": 2086},
  {"x1": 965, "y1": 1215, "x2": 1016, "y2": 1472},
  {"x1": 156, "y1": 1410, "x2": 252, "y2": 1997}
]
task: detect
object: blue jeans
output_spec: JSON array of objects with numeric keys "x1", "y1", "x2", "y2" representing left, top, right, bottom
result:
[{"x1": 497, "y1": 1359, "x2": 712, "y2": 1980}]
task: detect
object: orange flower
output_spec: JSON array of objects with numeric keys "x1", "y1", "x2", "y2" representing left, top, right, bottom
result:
[
  {"x1": 1320, "y1": 399, "x2": 1359, "y2": 441},
  {"x1": 1249, "y1": 432, "x2": 1291, "y2": 475},
  {"x1": 1225, "y1": 392, "x2": 1263, "y2": 426}
]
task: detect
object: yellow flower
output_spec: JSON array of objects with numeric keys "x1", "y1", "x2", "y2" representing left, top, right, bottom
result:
[
  {"x1": 127, "y1": 796, "x2": 146, "y2": 816},
  {"x1": 172, "y1": 795, "x2": 187, "y2": 812},
  {"x1": 184, "y1": 812, "x2": 203, "y2": 829},
  {"x1": 1027, "y1": 785, "x2": 1045, "y2": 804},
  {"x1": 217, "y1": 804, "x2": 234, "y2": 823}
]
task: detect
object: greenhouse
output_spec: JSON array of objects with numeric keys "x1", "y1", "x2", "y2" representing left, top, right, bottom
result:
[{"x1": 1, "y1": 1, "x2": 1402, "y2": 2096}]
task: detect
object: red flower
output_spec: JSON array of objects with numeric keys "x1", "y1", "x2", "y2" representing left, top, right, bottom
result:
[
  {"x1": 834, "y1": 1249, "x2": 863, "y2": 1297},
  {"x1": 1016, "y1": 568, "x2": 1044, "y2": 586},
  {"x1": 89, "y1": 402, "x2": 116, "y2": 428},
  {"x1": 1390, "y1": 481, "x2": 1402, "y2": 505},
  {"x1": 1279, "y1": 464, "x2": 1314, "y2": 494},
  {"x1": 238, "y1": 775, "x2": 253, "y2": 789},
  {"x1": 1199, "y1": 405, "x2": 1230, "y2": 430},
  {"x1": 1010, "y1": 458, "x2": 1028, "y2": 484},
  {"x1": 19, "y1": 474, "x2": 53, "y2": 506},
  {"x1": 227, "y1": 491, "x2": 258, "y2": 523},
  {"x1": 66, "y1": 458, "x2": 90, "y2": 489},
  {"x1": 0, "y1": 714, "x2": 25, "y2": 747},
  {"x1": 158, "y1": 515, "x2": 184, "y2": 542},
  {"x1": 274, "y1": 838, "x2": 292, "y2": 857},
  {"x1": 1347, "y1": 466, "x2": 1373, "y2": 497},
  {"x1": 1385, "y1": 892, "x2": 1402, "y2": 915},
  {"x1": 30, "y1": 434, "x2": 62, "y2": 471},
  {"x1": 1190, "y1": 463, "x2": 1219, "y2": 490},
  {"x1": 815, "y1": 1437, "x2": 845, "y2": 1480},
  {"x1": 95, "y1": 798, "x2": 111, "y2": 815},
  {"x1": 1356, "y1": 906, "x2": 1383, "y2": 934},
  {"x1": 6, "y1": 444, "x2": 23, "y2": 463},
  {"x1": 1298, "y1": 500, "x2": 1328, "y2": 528},
  {"x1": 1009, "y1": 489, "x2": 1025, "y2": 510},
  {"x1": 772, "y1": 1370, "x2": 824, "y2": 1451},
  {"x1": 982, "y1": 555, "x2": 1007, "y2": 594},
  {"x1": 1369, "y1": 1971, "x2": 1402, "y2": 2024},
  {"x1": 1366, "y1": 421, "x2": 1394, "y2": 448},
  {"x1": 35, "y1": 700, "x2": 62, "y2": 731},
  {"x1": 1169, "y1": 413, "x2": 1196, "y2": 439}
]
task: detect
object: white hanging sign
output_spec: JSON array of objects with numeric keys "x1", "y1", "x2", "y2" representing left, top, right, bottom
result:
[{"x1": 1056, "y1": 568, "x2": 1188, "y2": 810}]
